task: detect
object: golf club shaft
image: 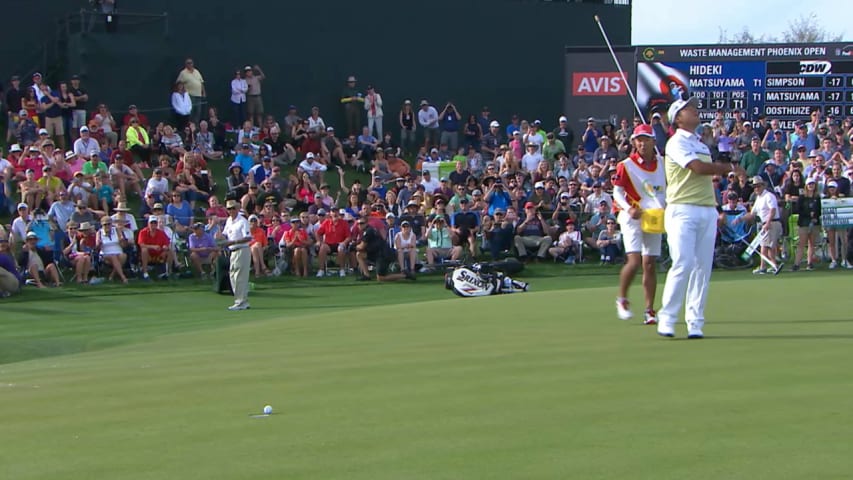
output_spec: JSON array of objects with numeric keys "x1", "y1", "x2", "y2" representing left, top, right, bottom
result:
[
  {"x1": 741, "y1": 235, "x2": 779, "y2": 271},
  {"x1": 594, "y1": 15, "x2": 646, "y2": 123}
]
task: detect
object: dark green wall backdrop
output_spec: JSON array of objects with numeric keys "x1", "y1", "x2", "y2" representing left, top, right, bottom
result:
[{"x1": 4, "y1": 0, "x2": 631, "y2": 130}]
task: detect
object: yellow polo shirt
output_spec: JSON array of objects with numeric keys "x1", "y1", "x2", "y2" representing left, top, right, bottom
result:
[{"x1": 664, "y1": 129, "x2": 716, "y2": 206}]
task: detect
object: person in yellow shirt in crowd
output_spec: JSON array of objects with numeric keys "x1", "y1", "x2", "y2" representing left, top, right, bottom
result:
[{"x1": 125, "y1": 116, "x2": 153, "y2": 165}]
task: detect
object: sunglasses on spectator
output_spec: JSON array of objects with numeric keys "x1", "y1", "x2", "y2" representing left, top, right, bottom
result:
[
  {"x1": 357, "y1": 221, "x2": 367, "y2": 226},
  {"x1": 606, "y1": 221, "x2": 616, "y2": 225}
]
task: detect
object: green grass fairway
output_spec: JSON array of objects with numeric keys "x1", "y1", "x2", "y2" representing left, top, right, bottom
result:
[{"x1": 2, "y1": 269, "x2": 852, "y2": 479}]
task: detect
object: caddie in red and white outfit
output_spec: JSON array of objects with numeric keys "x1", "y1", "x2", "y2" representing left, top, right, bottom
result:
[{"x1": 612, "y1": 124, "x2": 666, "y2": 324}]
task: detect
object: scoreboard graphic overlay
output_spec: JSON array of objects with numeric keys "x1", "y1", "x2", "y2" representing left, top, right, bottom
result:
[{"x1": 635, "y1": 43, "x2": 853, "y2": 128}]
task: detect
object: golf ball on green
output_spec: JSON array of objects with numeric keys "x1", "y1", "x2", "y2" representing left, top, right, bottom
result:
[{"x1": 263, "y1": 405, "x2": 273, "y2": 415}]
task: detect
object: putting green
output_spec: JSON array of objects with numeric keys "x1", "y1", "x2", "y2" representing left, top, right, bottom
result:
[{"x1": 1, "y1": 273, "x2": 851, "y2": 479}]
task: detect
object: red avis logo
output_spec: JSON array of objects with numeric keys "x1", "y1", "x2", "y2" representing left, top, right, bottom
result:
[{"x1": 572, "y1": 72, "x2": 626, "y2": 96}]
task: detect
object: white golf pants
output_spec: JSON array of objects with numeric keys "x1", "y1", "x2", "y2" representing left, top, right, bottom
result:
[{"x1": 658, "y1": 204, "x2": 718, "y2": 331}]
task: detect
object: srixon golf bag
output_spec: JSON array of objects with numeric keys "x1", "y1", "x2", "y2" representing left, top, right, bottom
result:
[{"x1": 445, "y1": 261, "x2": 529, "y2": 297}]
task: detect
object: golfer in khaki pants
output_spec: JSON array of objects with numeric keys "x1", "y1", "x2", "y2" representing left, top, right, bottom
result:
[{"x1": 222, "y1": 200, "x2": 252, "y2": 311}]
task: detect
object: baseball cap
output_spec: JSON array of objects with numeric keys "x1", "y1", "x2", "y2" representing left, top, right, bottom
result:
[
  {"x1": 152, "y1": 203, "x2": 164, "y2": 210},
  {"x1": 751, "y1": 176, "x2": 765, "y2": 185},
  {"x1": 587, "y1": 117, "x2": 596, "y2": 123},
  {"x1": 248, "y1": 214, "x2": 259, "y2": 222},
  {"x1": 667, "y1": 97, "x2": 700, "y2": 123},
  {"x1": 440, "y1": 177, "x2": 448, "y2": 182},
  {"x1": 743, "y1": 121, "x2": 752, "y2": 127},
  {"x1": 385, "y1": 212, "x2": 396, "y2": 219},
  {"x1": 79, "y1": 126, "x2": 89, "y2": 133},
  {"x1": 26, "y1": 231, "x2": 38, "y2": 239},
  {"x1": 808, "y1": 149, "x2": 821, "y2": 158},
  {"x1": 317, "y1": 209, "x2": 327, "y2": 215},
  {"x1": 805, "y1": 177, "x2": 816, "y2": 184},
  {"x1": 826, "y1": 181, "x2": 838, "y2": 188},
  {"x1": 459, "y1": 197, "x2": 469, "y2": 204},
  {"x1": 534, "y1": 181, "x2": 545, "y2": 189},
  {"x1": 305, "y1": 152, "x2": 315, "y2": 159},
  {"x1": 472, "y1": 189, "x2": 482, "y2": 195},
  {"x1": 18, "y1": 109, "x2": 28, "y2": 117},
  {"x1": 651, "y1": 112, "x2": 662, "y2": 119},
  {"x1": 65, "y1": 150, "x2": 75, "y2": 160},
  {"x1": 17, "y1": 202, "x2": 29, "y2": 210},
  {"x1": 524, "y1": 201, "x2": 536, "y2": 208},
  {"x1": 559, "y1": 116, "x2": 568, "y2": 123},
  {"x1": 630, "y1": 124, "x2": 654, "y2": 140},
  {"x1": 489, "y1": 120, "x2": 500, "y2": 128},
  {"x1": 420, "y1": 100, "x2": 429, "y2": 106},
  {"x1": 38, "y1": 128, "x2": 48, "y2": 135},
  {"x1": 148, "y1": 216, "x2": 159, "y2": 224},
  {"x1": 314, "y1": 193, "x2": 323, "y2": 199},
  {"x1": 10, "y1": 144, "x2": 22, "y2": 153}
]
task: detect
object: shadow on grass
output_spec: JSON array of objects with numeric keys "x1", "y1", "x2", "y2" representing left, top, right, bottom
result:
[
  {"x1": 715, "y1": 318, "x2": 853, "y2": 325},
  {"x1": 690, "y1": 333, "x2": 853, "y2": 340}
]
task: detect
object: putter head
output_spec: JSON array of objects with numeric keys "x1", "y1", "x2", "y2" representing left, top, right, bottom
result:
[{"x1": 773, "y1": 263, "x2": 784, "y2": 275}]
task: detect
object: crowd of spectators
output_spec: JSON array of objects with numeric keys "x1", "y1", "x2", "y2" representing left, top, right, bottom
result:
[{"x1": 2, "y1": 61, "x2": 853, "y2": 295}]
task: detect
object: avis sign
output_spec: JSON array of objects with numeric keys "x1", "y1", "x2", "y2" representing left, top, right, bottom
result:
[{"x1": 572, "y1": 72, "x2": 626, "y2": 96}]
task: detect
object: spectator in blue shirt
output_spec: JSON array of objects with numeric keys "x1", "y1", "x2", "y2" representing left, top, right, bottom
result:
[
  {"x1": 581, "y1": 117, "x2": 602, "y2": 152},
  {"x1": 166, "y1": 191, "x2": 193, "y2": 233},
  {"x1": 505, "y1": 114, "x2": 521, "y2": 138},
  {"x1": 484, "y1": 179, "x2": 511, "y2": 215},
  {"x1": 357, "y1": 126, "x2": 378, "y2": 161},
  {"x1": 439, "y1": 102, "x2": 461, "y2": 151},
  {"x1": 235, "y1": 143, "x2": 256, "y2": 173},
  {"x1": 0, "y1": 239, "x2": 23, "y2": 296},
  {"x1": 790, "y1": 123, "x2": 817, "y2": 157}
]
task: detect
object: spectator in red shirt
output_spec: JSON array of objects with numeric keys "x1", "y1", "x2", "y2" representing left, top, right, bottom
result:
[
  {"x1": 205, "y1": 195, "x2": 228, "y2": 222},
  {"x1": 316, "y1": 208, "x2": 351, "y2": 277},
  {"x1": 122, "y1": 104, "x2": 150, "y2": 131},
  {"x1": 283, "y1": 217, "x2": 310, "y2": 277},
  {"x1": 137, "y1": 217, "x2": 174, "y2": 280},
  {"x1": 247, "y1": 215, "x2": 271, "y2": 277}
]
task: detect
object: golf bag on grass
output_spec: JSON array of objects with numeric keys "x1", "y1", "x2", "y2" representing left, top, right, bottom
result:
[
  {"x1": 213, "y1": 253, "x2": 233, "y2": 294},
  {"x1": 444, "y1": 260, "x2": 529, "y2": 297}
]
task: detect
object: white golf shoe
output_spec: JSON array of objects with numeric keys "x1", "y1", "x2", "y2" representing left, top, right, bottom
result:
[{"x1": 616, "y1": 298, "x2": 633, "y2": 320}]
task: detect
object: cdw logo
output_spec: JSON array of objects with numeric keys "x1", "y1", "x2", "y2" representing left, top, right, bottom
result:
[
  {"x1": 572, "y1": 72, "x2": 626, "y2": 96},
  {"x1": 799, "y1": 61, "x2": 832, "y2": 75}
]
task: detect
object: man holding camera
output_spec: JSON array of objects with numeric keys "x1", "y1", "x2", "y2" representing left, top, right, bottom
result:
[
  {"x1": 424, "y1": 215, "x2": 460, "y2": 271},
  {"x1": 514, "y1": 201, "x2": 550, "y2": 261},
  {"x1": 439, "y1": 102, "x2": 461, "y2": 151}
]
